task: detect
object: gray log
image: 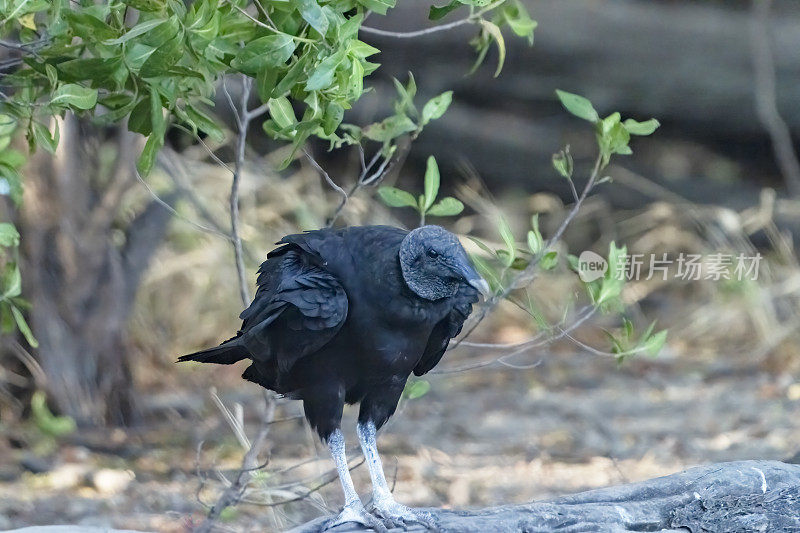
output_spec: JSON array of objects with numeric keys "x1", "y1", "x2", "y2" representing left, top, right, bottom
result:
[{"x1": 289, "y1": 460, "x2": 800, "y2": 532}]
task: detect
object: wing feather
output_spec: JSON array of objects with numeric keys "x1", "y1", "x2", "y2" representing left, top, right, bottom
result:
[
  {"x1": 413, "y1": 285, "x2": 479, "y2": 376},
  {"x1": 238, "y1": 243, "x2": 348, "y2": 374}
]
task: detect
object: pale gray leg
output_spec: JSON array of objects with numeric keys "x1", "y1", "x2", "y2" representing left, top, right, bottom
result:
[
  {"x1": 324, "y1": 429, "x2": 387, "y2": 532},
  {"x1": 357, "y1": 421, "x2": 438, "y2": 530}
]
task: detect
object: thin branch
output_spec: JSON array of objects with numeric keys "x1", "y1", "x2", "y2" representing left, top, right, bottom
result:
[
  {"x1": 304, "y1": 148, "x2": 348, "y2": 204},
  {"x1": 231, "y1": 75, "x2": 252, "y2": 307},
  {"x1": 229, "y1": 3, "x2": 315, "y2": 43},
  {"x1": 360, "y1": 18, "x2": 472, "y2": 39},
  {"x1": 750, "y1": 0, "x2": 800, "y2": 196},
  {"x1": 194, "y1": 394, "x2": 277, "y2": 533},
  {"x1": 435, "y1": 306, "x2": 596, "y2": 374},
  {"x1": 359, "y1": 0, "x2": 504, "y2": 39},
  {"x1": 134, "y1": 166, "x2": 230, "y2": 239}
]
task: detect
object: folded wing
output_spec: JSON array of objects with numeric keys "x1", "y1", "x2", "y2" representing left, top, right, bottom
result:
[{"x1": 413, "y1": 284, "x2": 479, "y2": 376}]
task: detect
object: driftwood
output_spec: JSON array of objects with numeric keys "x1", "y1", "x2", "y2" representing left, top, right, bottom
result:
[{"x1": 290, "y1": 460, "x2": 800, "y2": 533}]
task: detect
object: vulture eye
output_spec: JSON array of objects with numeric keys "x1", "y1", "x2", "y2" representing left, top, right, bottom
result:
[{"x1": 427, "y1": 249, "x2": 439, "y2": 258}]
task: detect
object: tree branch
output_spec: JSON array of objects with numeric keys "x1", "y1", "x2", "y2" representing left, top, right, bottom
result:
[
  {"x1": 230, "y1": 75, "x2": 253, "y2": 307},
  {"x1": 360, "y1": 18, "x2": 472, "y2": 39},
  {"x1": 750, "y1": 0, "x2": 800, "y2": 196}
]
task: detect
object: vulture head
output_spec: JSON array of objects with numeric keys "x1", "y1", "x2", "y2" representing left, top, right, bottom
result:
[{"x1": 399, "y1": 225, "x2": 491, "y2": 301}]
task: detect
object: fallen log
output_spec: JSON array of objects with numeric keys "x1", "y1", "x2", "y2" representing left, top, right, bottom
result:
[{"x1": 289, "y1": 460, "x2": 800, "y2": 532}]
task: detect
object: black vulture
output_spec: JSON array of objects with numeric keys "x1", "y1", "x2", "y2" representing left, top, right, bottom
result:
[{"x1": 179, "y1": 224, "x2": 489, "y2": 530}]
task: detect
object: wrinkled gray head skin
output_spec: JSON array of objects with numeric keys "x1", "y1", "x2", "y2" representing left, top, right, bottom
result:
[{"x1": 399, "y1": 225, "x2": 489, "y2": 301}]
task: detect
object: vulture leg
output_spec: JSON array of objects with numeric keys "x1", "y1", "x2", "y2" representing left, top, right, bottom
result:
[
  {"x1": 323, "y1": 429, "x2": 388, "y2": 533},
  {"x1": 357, "y1": 421, "x2": 439, "y2": 530}
]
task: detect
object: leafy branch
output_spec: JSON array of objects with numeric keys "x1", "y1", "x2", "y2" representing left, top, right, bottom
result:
[{"x1": 439, "y1": 90, "x2": 665, "y2": 365}]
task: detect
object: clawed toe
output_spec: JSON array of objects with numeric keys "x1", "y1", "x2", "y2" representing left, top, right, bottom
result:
[
  {"x1": 371, "y1": 499, "x2": 440, "y2": 531},
  {"x1": 323, "y1": 501, "x2": 389, "y2": 533}
]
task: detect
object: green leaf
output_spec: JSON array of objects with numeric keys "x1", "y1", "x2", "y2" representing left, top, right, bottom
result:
[
  {"x1": 185, "y1": 105, "x2": 225, "y2": 143},
  {"x1": 137, "y1": 133, "x2": 162, "y2": 176},
  {"x1": 362, "y1": 114, "x2": 416, "y2": 142},
  {"x1": 426, "y1": 196, "x2": 464, "y2": 217},
  {"x1": 45, "y1": 63, "x2": 57, "y2": 86},
  {"x1": 50, "y1": 84, "x2": 98, "y2": 110},
  {"x1": 503, "y1": 0, "x2": 537, "y2": 43},
  {"x1": 272, "y1": 55, "x2": 310, "y2": 97},
  {"x1": 623, "y1": 118, "x2": 660, "y2": 136},
  {"x1": 643, "y1": 329, "x2": 667, "y2": 356},
  {"x1": 555, "y1": 90, "x2": 599, "y2": 123},
  {"x1": 31, "y1": 391, "x2": 75, "y2": 437},
  {"x1": 470, "y1": 252, "x2": 501, "y2": 292},
  {"x1": 233, "y1": 35, "x2": 296, "y2": 73},
  {"x1": 527, "y1": 216, "x2": 543, "y2": 255},
  {"x1": 297, "y1": 0, "x2": 329, "y2": 36},
  {"x1": 64, "y1": 11, "x2": 118, "y2": 41},
  {"x1": 57, "y1": 57, "x2": 122, "y2": 81},
  {"x1": 348, "y1": 39, "x2": 380, "y2": 58},
  {"x1": 356, "y1": 0, "x2": 396, "y2": 16},
  {"x1": 1, "y1": 262, "x2": 21, "y2": 299},
  {"x1": 377, "y1": 187, "x2": 418, "y2": 209},
  {"x1": 404, "y1": 379, "x2": 430, "y2": 400},
  {"x1": 305, "y1": 49, "x2": 346, "y2": 91},
  {"x1": 11, "y1": 305, "x2": 38, "y2": 348},
  {"x1": 0, "y1": 223, "x2": 20, "y2": 247},
  {"x1": 423, "y1": 155, "x2": 440, "y2": 211},
  {"x1": 552, "y1": 146, "x2": 573, "y2": 179},
  {"x1": 421, "y1": 91, "x2": 452, "y2": 126},
  {"x1": 479, "y1": 19, "x2": 506, "y2": 77},
  {"x1": 429, "y1": 0, "x2": 460, "y2": 20},
  {"x1": 31, "y1": 121, "x2": 58, "y2": 154},
  {"x1": 322, "y1": 102, "x2": 344, "y2": 136},
  {"x1": 268, "y1": 96, "x2": 296, "y2": 130},
  {"x1": 139, "y1": 30, "x2": 184, "y2": 78},
  {"x1": 468, "y1": 236, "x2": 495, "y2": 255},
  {"x1": 539, "y1": 250, "x2": 558, "y2": 270},
  {"x1": 103, "y1": 18, "x2": 166, "y2": 44},
  {"x1": 128, "y1": 97, "x2": 152, "y2": 136},
  {"x1": 497, "y1": 217, "x2": 515, "y2": 267},
  {"x1": 597, "y1": 113, "x2": 632, "y2": 161}
]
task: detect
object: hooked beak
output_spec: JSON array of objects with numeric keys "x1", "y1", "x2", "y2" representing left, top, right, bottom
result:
[
  {"x1": 453, "y1": 258, "x2": 492, "y2": 299},
  {"x1": 468, "y1": 277, "x2": 492, "y2": 300}
]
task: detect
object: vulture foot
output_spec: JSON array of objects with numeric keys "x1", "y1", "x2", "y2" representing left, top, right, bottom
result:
[
  {"x1": 324, "y1": 501, "x2": 388, "y2": 533},
  {"x1": 371, "y1": 498, "x2": 439, "y2": 531}
]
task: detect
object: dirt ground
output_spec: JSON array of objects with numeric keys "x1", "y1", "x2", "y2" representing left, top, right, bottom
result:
[{"x1": 2, "y1": 334, "x2": 798, "y2": 532}]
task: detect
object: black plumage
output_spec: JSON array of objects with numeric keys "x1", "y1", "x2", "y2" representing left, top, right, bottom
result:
[{"x1": 179, "y1": 224, "x2": 488, "y2": 528}]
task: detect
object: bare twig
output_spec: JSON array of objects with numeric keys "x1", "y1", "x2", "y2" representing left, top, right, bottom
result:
[
  {"x1": 230, "y1": 75, "x2": 253, "y2": 307},
  {"x1": 750, "y1": 0, "x2": 800, "y2": 196},
  {"x1": 360, "y1": 18, "x2": 472, "y2": 39},
  {"x1": 436, "y1": 306, "x2": 597, "y2": 374},
  {"x1": 134, "y1": 166, "x2": 229, "y2": 239},
  {"x1": 327, "y1": 138, "x2": 412, "y2": 226},
  {"x1": 194, "y1": 394, "x2": 277, "y2": 533},
  {"x1": 359, "y1": 0, "x2": 504, "y2": 39}
]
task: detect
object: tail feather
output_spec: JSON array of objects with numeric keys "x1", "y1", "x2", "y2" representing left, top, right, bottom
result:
[{"x1": 178, "y1": 339, "x2": 249, "y2": 365}]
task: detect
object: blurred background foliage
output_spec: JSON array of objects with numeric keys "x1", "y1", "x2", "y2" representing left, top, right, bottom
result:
[{"x1": 0, "y1": 0, "x2": 799, "y2": 531}]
